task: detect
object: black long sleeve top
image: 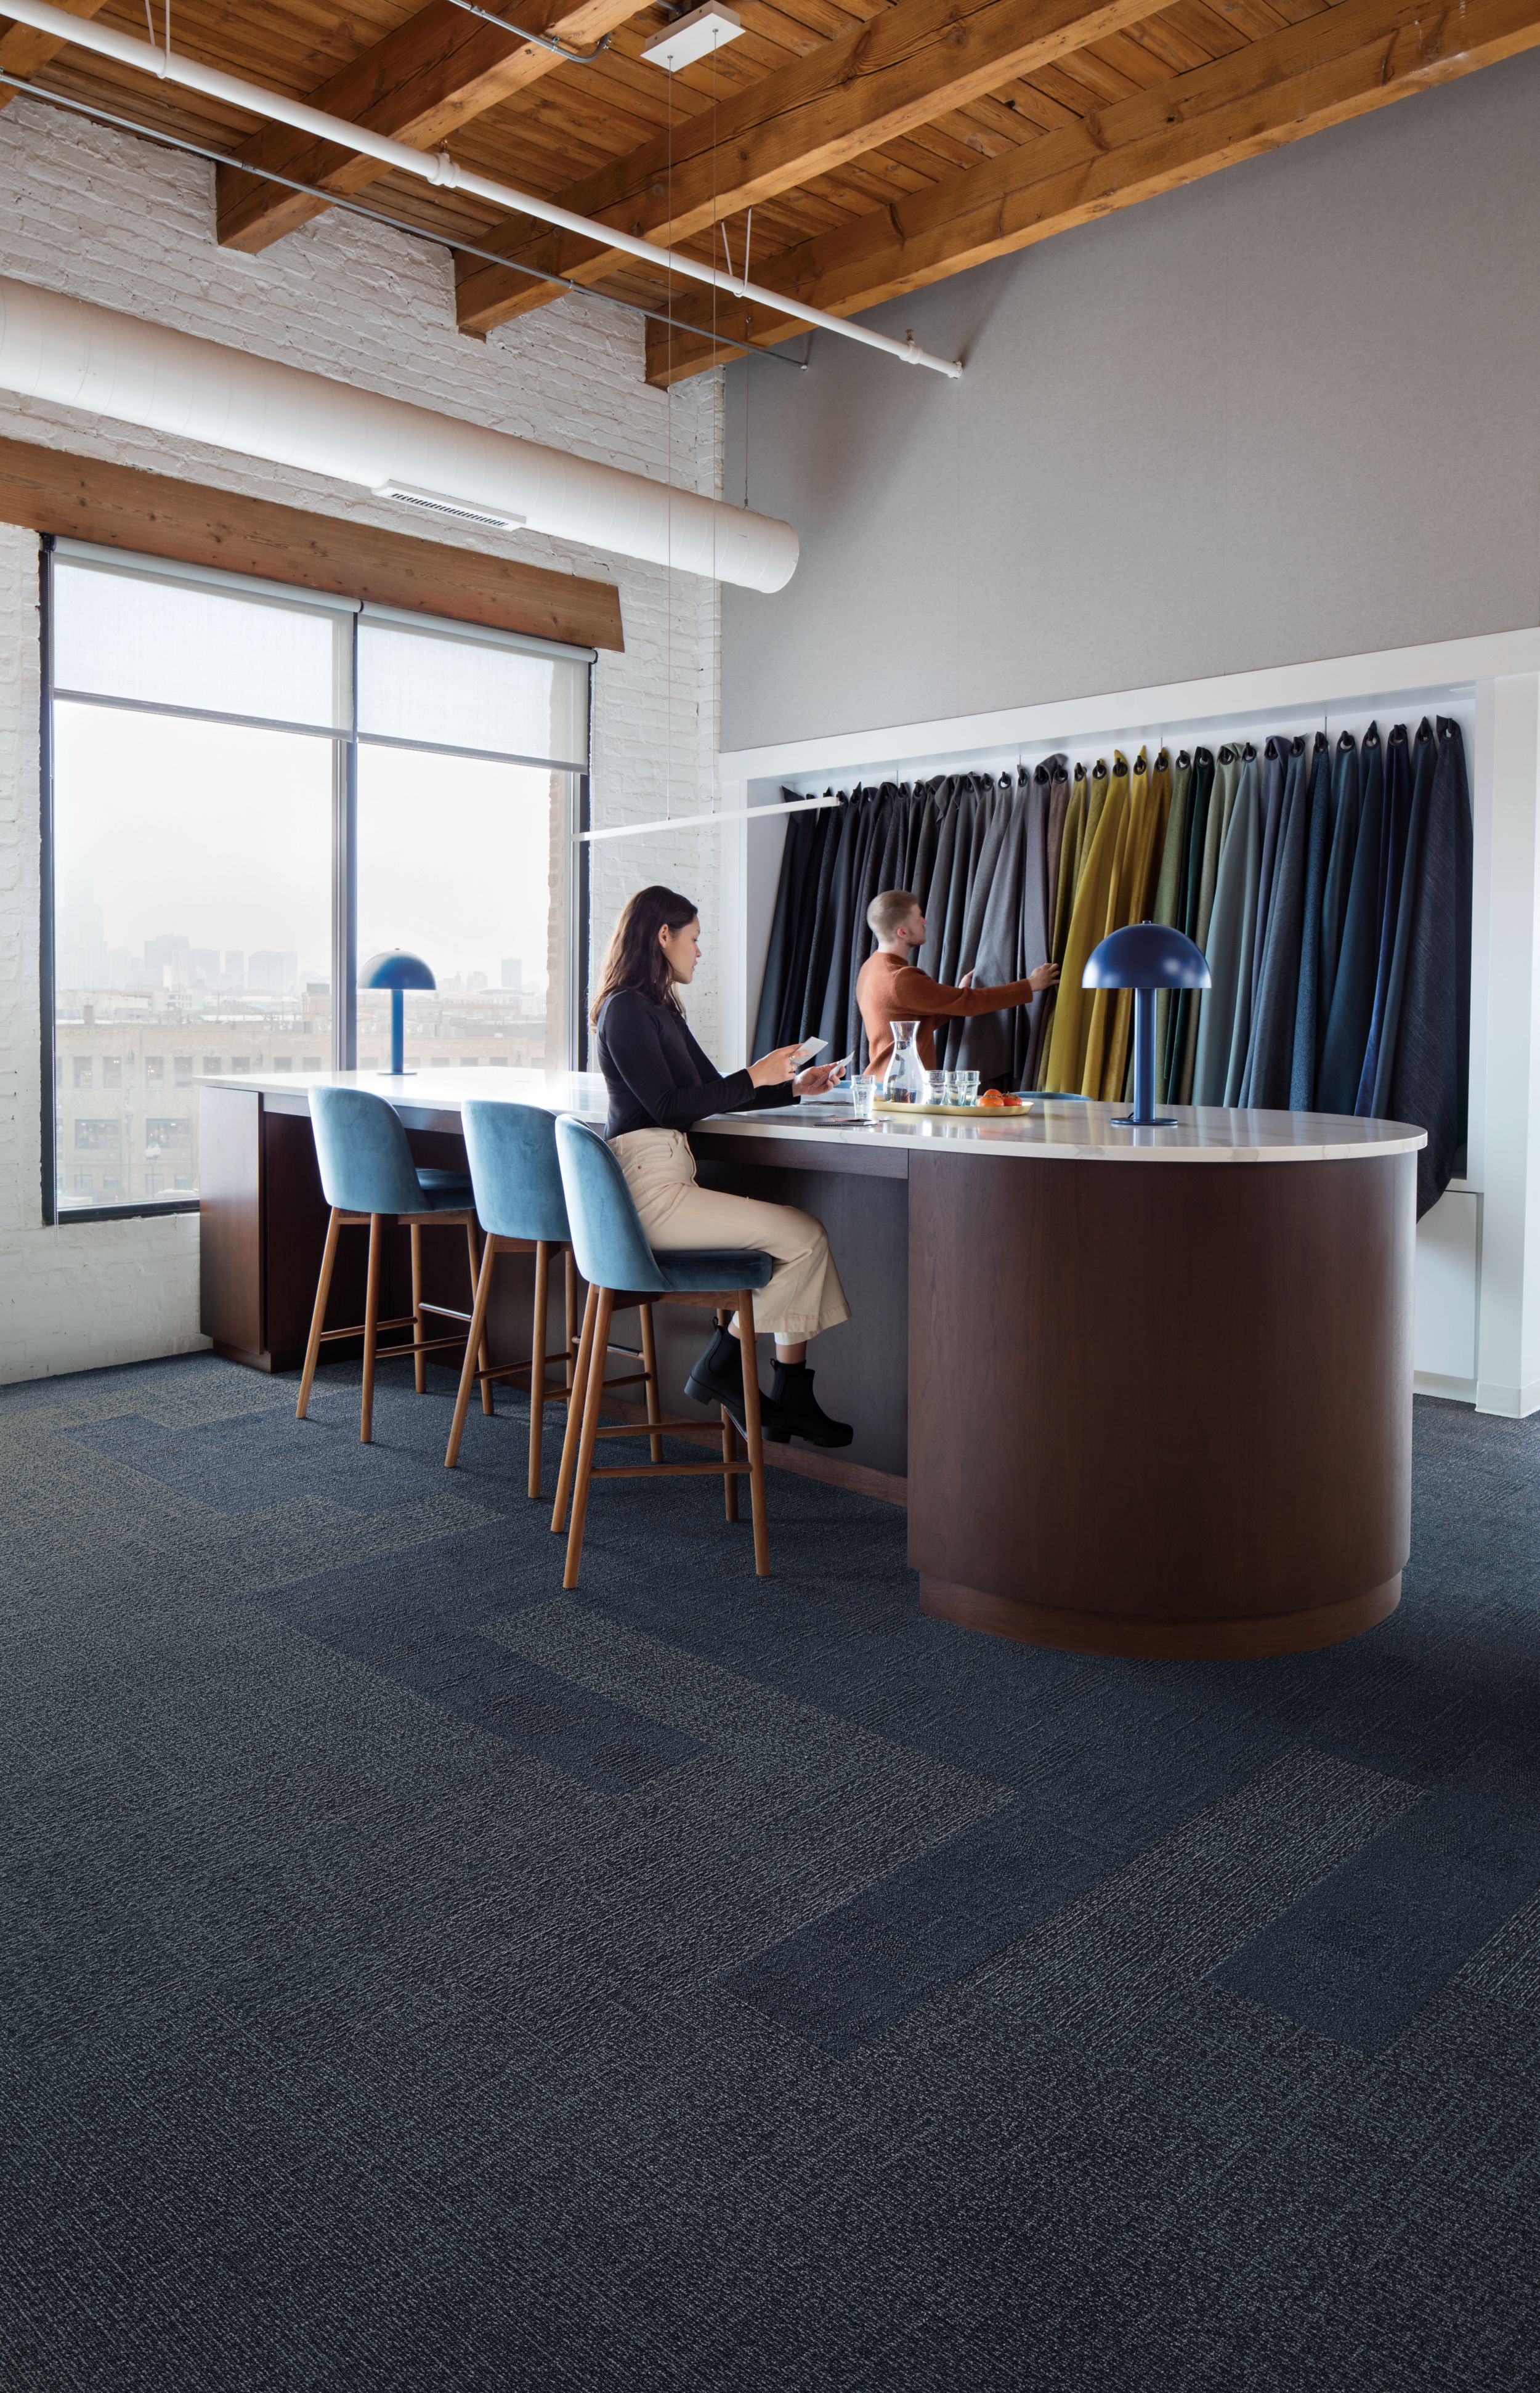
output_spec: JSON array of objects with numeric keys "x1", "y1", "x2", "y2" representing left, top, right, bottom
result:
[{"x1": 595, "y1": 989, "x2": 786, "y2": 1138}]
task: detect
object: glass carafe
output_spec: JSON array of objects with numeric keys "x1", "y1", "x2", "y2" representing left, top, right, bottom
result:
[{"x1": 882, "y1": 1019, "x2": 925, "y2": 1105}]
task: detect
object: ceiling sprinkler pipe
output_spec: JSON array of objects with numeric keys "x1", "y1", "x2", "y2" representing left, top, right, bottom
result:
[
  {"x1": 0, "y1": 0, "x2": 965, "y2": 382},
  {"x1": 0, "y1": 275, "x2": 803, "y2": 589}
]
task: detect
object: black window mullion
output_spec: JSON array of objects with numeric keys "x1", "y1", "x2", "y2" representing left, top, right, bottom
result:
[{"x1": 38, "y1": 541, "x2": 58, "y2": 1226}]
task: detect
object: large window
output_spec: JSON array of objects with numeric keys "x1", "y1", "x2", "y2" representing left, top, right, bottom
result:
[{"x1": 44, "y1": 546, "x2": 591, "y2": 1220}]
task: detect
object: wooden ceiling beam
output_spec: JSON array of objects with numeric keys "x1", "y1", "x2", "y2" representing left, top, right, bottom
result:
[
  {"x1": 0, "y1": 0, "x2": 111, "y2": 110},
  {"x1": 216, "y1": 0, "x2": 650, "y2": 255},
  {"x1": 643, "y1": 0, "x2": 1540, "y2": 383},
  {"x1": 453, "y1": 0, "x2": 1175, "y2": 336}
]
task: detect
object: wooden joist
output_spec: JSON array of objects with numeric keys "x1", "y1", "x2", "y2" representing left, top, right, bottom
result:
[
  {"x1": 0, "y1": 0, "x2": 111, "y2": 109},
  {"x1": 216, "y1": 0, "x2": 650, "y2": 255},
  {"x1": 643, "y1": 0, "x2": 1540, "y2": 383},
  {"x1": 453, "y1": 0, "x2": 1169, "y2": 336},
  {"x1": 0, "y1": 435, "x2": 625, "y2": 651}
]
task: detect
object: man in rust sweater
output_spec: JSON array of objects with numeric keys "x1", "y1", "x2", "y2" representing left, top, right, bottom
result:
[{"x1": 856, "y1": 889, "x2": 1059, "y2": 1078}]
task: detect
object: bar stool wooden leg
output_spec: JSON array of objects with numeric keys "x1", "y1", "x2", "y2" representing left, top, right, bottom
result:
[
  {"x1": 639, "y1": 1301, "x2": 663, "y2": 1465},
  {"x1": 564, "y1": 1246, "x2": 578, "y2": 1387},
  {"x1": 553, "y1": 1282, "x2": 599, "y2": 1534},
  {"x1": 563, "y1": 1286, "x2": 613, "y2": 1589},
  {"x1": 468, "y1": 1220, "x2": 495, "y2": 1414},
  {"x1": 445, "y1": 1233, "x2": 498, "y2": 1470},
  {"x1": 528, "y1": 1237, "x2": 551, "y2": 1500},
  {"x1": 736, "y1": 1288, "x2": 770, "y2": 1577},
  {"x1": 296, "y1": 1208, "x2": 342, "y2": 1420},
  {"x1": 360, "y1": 1213, "x2": 384, "y2": 1445},
  {"x1": 721, "y1": 1411, "x2": 739, "y2": 1522},
  {"x1": 409, "y1": 1221, "x2": 426, "y2": 1395}
]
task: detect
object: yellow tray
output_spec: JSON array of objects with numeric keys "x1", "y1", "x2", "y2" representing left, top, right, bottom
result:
[{"x1": 873, "y1": 1098, "x2": 1035, "y2": 1117}]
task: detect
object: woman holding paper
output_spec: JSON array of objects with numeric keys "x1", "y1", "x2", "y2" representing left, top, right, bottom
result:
[{"x1": 591, "y1": 885, "x2": 853, "y2": 1447}]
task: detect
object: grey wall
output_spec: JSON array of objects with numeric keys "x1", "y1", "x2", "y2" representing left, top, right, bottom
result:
[{"x1": 721, "y1": 53, "x2": 1540, "y2": 754}]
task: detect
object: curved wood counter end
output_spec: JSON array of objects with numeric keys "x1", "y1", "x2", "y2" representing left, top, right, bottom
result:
[{"x1": 906, "y1": 1143, "x2": 1419, "y2": 1661}]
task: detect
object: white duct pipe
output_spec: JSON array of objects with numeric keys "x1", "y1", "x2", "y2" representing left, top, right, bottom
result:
[
  {"x1": 0, "y1": 276, "x2": 801, "y2": 591},
  {"x1": 0, "y1": 0, "x2": 964, "y2": 384}
]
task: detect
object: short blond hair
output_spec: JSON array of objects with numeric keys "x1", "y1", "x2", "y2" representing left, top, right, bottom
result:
[{"x1": 867, "y1": 888, "x2": 922, "y2": 941}]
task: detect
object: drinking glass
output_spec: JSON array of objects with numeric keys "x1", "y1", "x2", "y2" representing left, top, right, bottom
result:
[
  {"x1": 924, "y1": 1071, "x2": 950, "y2": 1106},
  {"x1": 956, "y1": 1071, "x2": 980, "y2": 1107},
  {"x1": 851, "y1": 1075, "x2": 880, "y2": 1121}
]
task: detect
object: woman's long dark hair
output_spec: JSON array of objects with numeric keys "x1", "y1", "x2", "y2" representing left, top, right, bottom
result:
[{"x1": 590, "y1": 885, "x2": 698, "y2": 1024}]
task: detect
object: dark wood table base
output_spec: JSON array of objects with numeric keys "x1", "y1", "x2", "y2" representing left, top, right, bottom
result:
[{"x1": 919, "y1": 1573, "x2": 1403, "y2": 1660}]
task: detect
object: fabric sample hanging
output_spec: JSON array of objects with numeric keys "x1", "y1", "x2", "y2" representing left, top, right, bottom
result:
[
  {"x1": 1167, "y1": 746, "x2": 1215, "y2": 1102},
  {"x1": 1044, "y1": 759, "x2": 1119, "y2": 1093},
  {"x1": 1288, "y1": 734, "x2": 1335, "y2": 1109},
  {"x1": 1385, "y1": 718, "x2": 1473, "y2": 1215},
  {"x1": 1317, "y1": 725, "x2": 1386, "y2": 1111},
  {"x1": 1368, "y1": 721, "x2": 1437, "y2": 1120},
  {"x1": 1315, "y1": 733, "x2": 1361, "y2": 1064},
  {"x1": 1151, "y1": 751, "x2": 1193, "y2": 1098},
  {"x1": 1192, "y1": 748, "x2": 1262, "y2": 1107},
  {"x1": 1172, "y1": 744, "x2": 1237, "y2": 1104},
  {"x1": 1356, "y1": 723, "x2": 1421, "y2": 1114},
  {"x1": 1242, "y1": 736, "x2": 1319, "y2": 1108}
]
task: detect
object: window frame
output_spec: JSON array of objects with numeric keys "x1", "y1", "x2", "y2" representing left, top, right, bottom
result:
[{"x1": 39, "y1": 540, "x2": 594, "y2": 1226}]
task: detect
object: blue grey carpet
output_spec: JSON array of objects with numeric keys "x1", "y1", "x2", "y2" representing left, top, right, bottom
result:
[{"x1": 4, "y1": 1358, "x2": 1540, "y2": 2391}]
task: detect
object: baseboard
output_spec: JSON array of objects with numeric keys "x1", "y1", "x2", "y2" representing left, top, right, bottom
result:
[
  {"x1": 1475, "y1": 1377, "x2": 1540, "y2": 1419},
  {"x1": 1414, "y1": 1372, "x2": 1478, "y2": 1404}
]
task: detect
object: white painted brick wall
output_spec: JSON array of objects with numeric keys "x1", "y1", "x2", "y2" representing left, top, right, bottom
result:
[{"x1": 0, "y1": 96, "x2": 727, "y2": 1382}]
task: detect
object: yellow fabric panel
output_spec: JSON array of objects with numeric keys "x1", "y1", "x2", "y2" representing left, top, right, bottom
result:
[
  {"x1": 1102, "y1": 751, "x2": 1174, "y2": 1097},
  {"x1": 1080, "y1": 755, "x2": 1137, "y2": 1097},
  {"x1": 1045, "y1": 757, "x2": 1126, "y2": 1095},
  {"x1": 1052, "y1": 772, "x2": 1088, "y2": 965}
]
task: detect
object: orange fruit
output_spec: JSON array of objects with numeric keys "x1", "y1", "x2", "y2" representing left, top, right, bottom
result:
[{"x1": 979, "y1": 1089, "x2": 1006, "y2": 1109}]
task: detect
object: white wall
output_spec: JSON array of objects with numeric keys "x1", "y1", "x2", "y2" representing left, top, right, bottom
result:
[
  {"x1": 0, "y1": 95, "x2": 725, "y2": 1382},
  {"x1": 721, "y1": 51, "x2": 1540, "y2": 753}
]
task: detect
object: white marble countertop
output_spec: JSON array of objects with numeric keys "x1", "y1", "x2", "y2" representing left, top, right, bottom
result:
[{"x1": 202, "y1": 1069, "x2": 1426, "y2": 1164}]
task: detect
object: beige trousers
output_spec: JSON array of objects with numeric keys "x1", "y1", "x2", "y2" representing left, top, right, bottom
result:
[{"x1": 612, "y1": 1128, "x2": 851, "y2": 1341}]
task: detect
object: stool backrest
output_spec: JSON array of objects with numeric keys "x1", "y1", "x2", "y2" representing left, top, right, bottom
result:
[
  {"x1": 461, "y1": 1101, "x2": 569, "y2": 1245},
  {"x1": 554, "y1": 1116, "x2": 668, "y2": 1295},
  {"x1": 309, "y1": 1085, "x2": 425, "y2": 1217}
]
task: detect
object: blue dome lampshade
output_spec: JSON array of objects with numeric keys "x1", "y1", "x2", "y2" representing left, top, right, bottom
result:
[
  {"x1": 1082, "y1": 923, "x2": 1210, "y2": 1128},
  {"x1": 360, "y1": 949, "x2": 436, "y2": 1077}
]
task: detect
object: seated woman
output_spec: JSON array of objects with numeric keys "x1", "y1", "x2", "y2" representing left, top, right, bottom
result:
[{"x1": 593, "y1": 885, "x2": 853, "y2": 1449}]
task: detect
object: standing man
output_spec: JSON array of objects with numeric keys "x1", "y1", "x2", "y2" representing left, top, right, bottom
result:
[{"x1": 856, "y1": 890, "x2": 1059, "y2": 1079}]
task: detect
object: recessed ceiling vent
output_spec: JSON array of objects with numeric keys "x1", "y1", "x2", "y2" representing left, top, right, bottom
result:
[{"x1": 371, "y1": 482, "x2": 527, "y2": 532}]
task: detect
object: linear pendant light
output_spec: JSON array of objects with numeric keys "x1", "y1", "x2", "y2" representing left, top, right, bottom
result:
[{"x1": 0, "y1": 0, "x2": 964, "y2": 384}]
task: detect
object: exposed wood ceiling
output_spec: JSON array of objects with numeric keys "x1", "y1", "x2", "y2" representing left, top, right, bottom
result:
[{"x1": 2, "y1": 0, "x2": 1536, "y2": 386}]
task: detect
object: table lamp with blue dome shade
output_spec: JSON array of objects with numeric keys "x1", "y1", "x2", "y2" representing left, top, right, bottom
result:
[
  {"x1": 360, "y1": 949, "x2": 435, "y2": 1076},
  {"x1": 1082, "y1": 923, "x2": 1210, "y2": 1127}
]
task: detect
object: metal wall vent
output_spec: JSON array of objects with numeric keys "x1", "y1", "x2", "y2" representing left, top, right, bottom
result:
[{"x1": 371, "y1": 481, "x2": 527, "y2": 532}]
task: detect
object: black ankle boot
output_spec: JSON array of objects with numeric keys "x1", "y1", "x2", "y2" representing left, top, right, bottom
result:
[
  {"x1": 769, "y1": 1361, "x2": 853, "y2": 1448},
  {"x1": 686, "y1": 1328, "x2": 787, "y2": 1439}
]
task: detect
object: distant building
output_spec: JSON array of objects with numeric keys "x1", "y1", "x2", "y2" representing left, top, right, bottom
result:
[
  {"x1": 500, "y1": 957, "x2": 523, "y2": 991},
  {"x1": 248, "y1": 950, "x2": 298, "y2": 995}
]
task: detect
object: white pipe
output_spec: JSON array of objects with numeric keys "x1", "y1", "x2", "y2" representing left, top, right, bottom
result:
[
  {"x1": 0, "y1": 276, "x2": 801, "y2": 590},
  {"x1": 0, "y1": 0, "x2": 965, "y2": 384}
]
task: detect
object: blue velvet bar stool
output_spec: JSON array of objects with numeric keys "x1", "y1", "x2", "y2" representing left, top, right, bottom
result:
[
  {"x1": 445, "y1": 1100, "x2": 662, "y2": 1498},
  {"x1": 551, "y1": 1113, "x2": 774, "y2": 1589},
  {"x1": 296, "y1": 1085, "x2": 492, "y2": 1444}
]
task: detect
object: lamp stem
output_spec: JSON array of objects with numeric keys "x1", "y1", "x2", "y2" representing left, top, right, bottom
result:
[
  {"x1": 1131, "y1": 987, "x2": 1156, "y2": 1127},
  {"x1": 390, "y1": 988, "x2": 405, "y2": 1077}
]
